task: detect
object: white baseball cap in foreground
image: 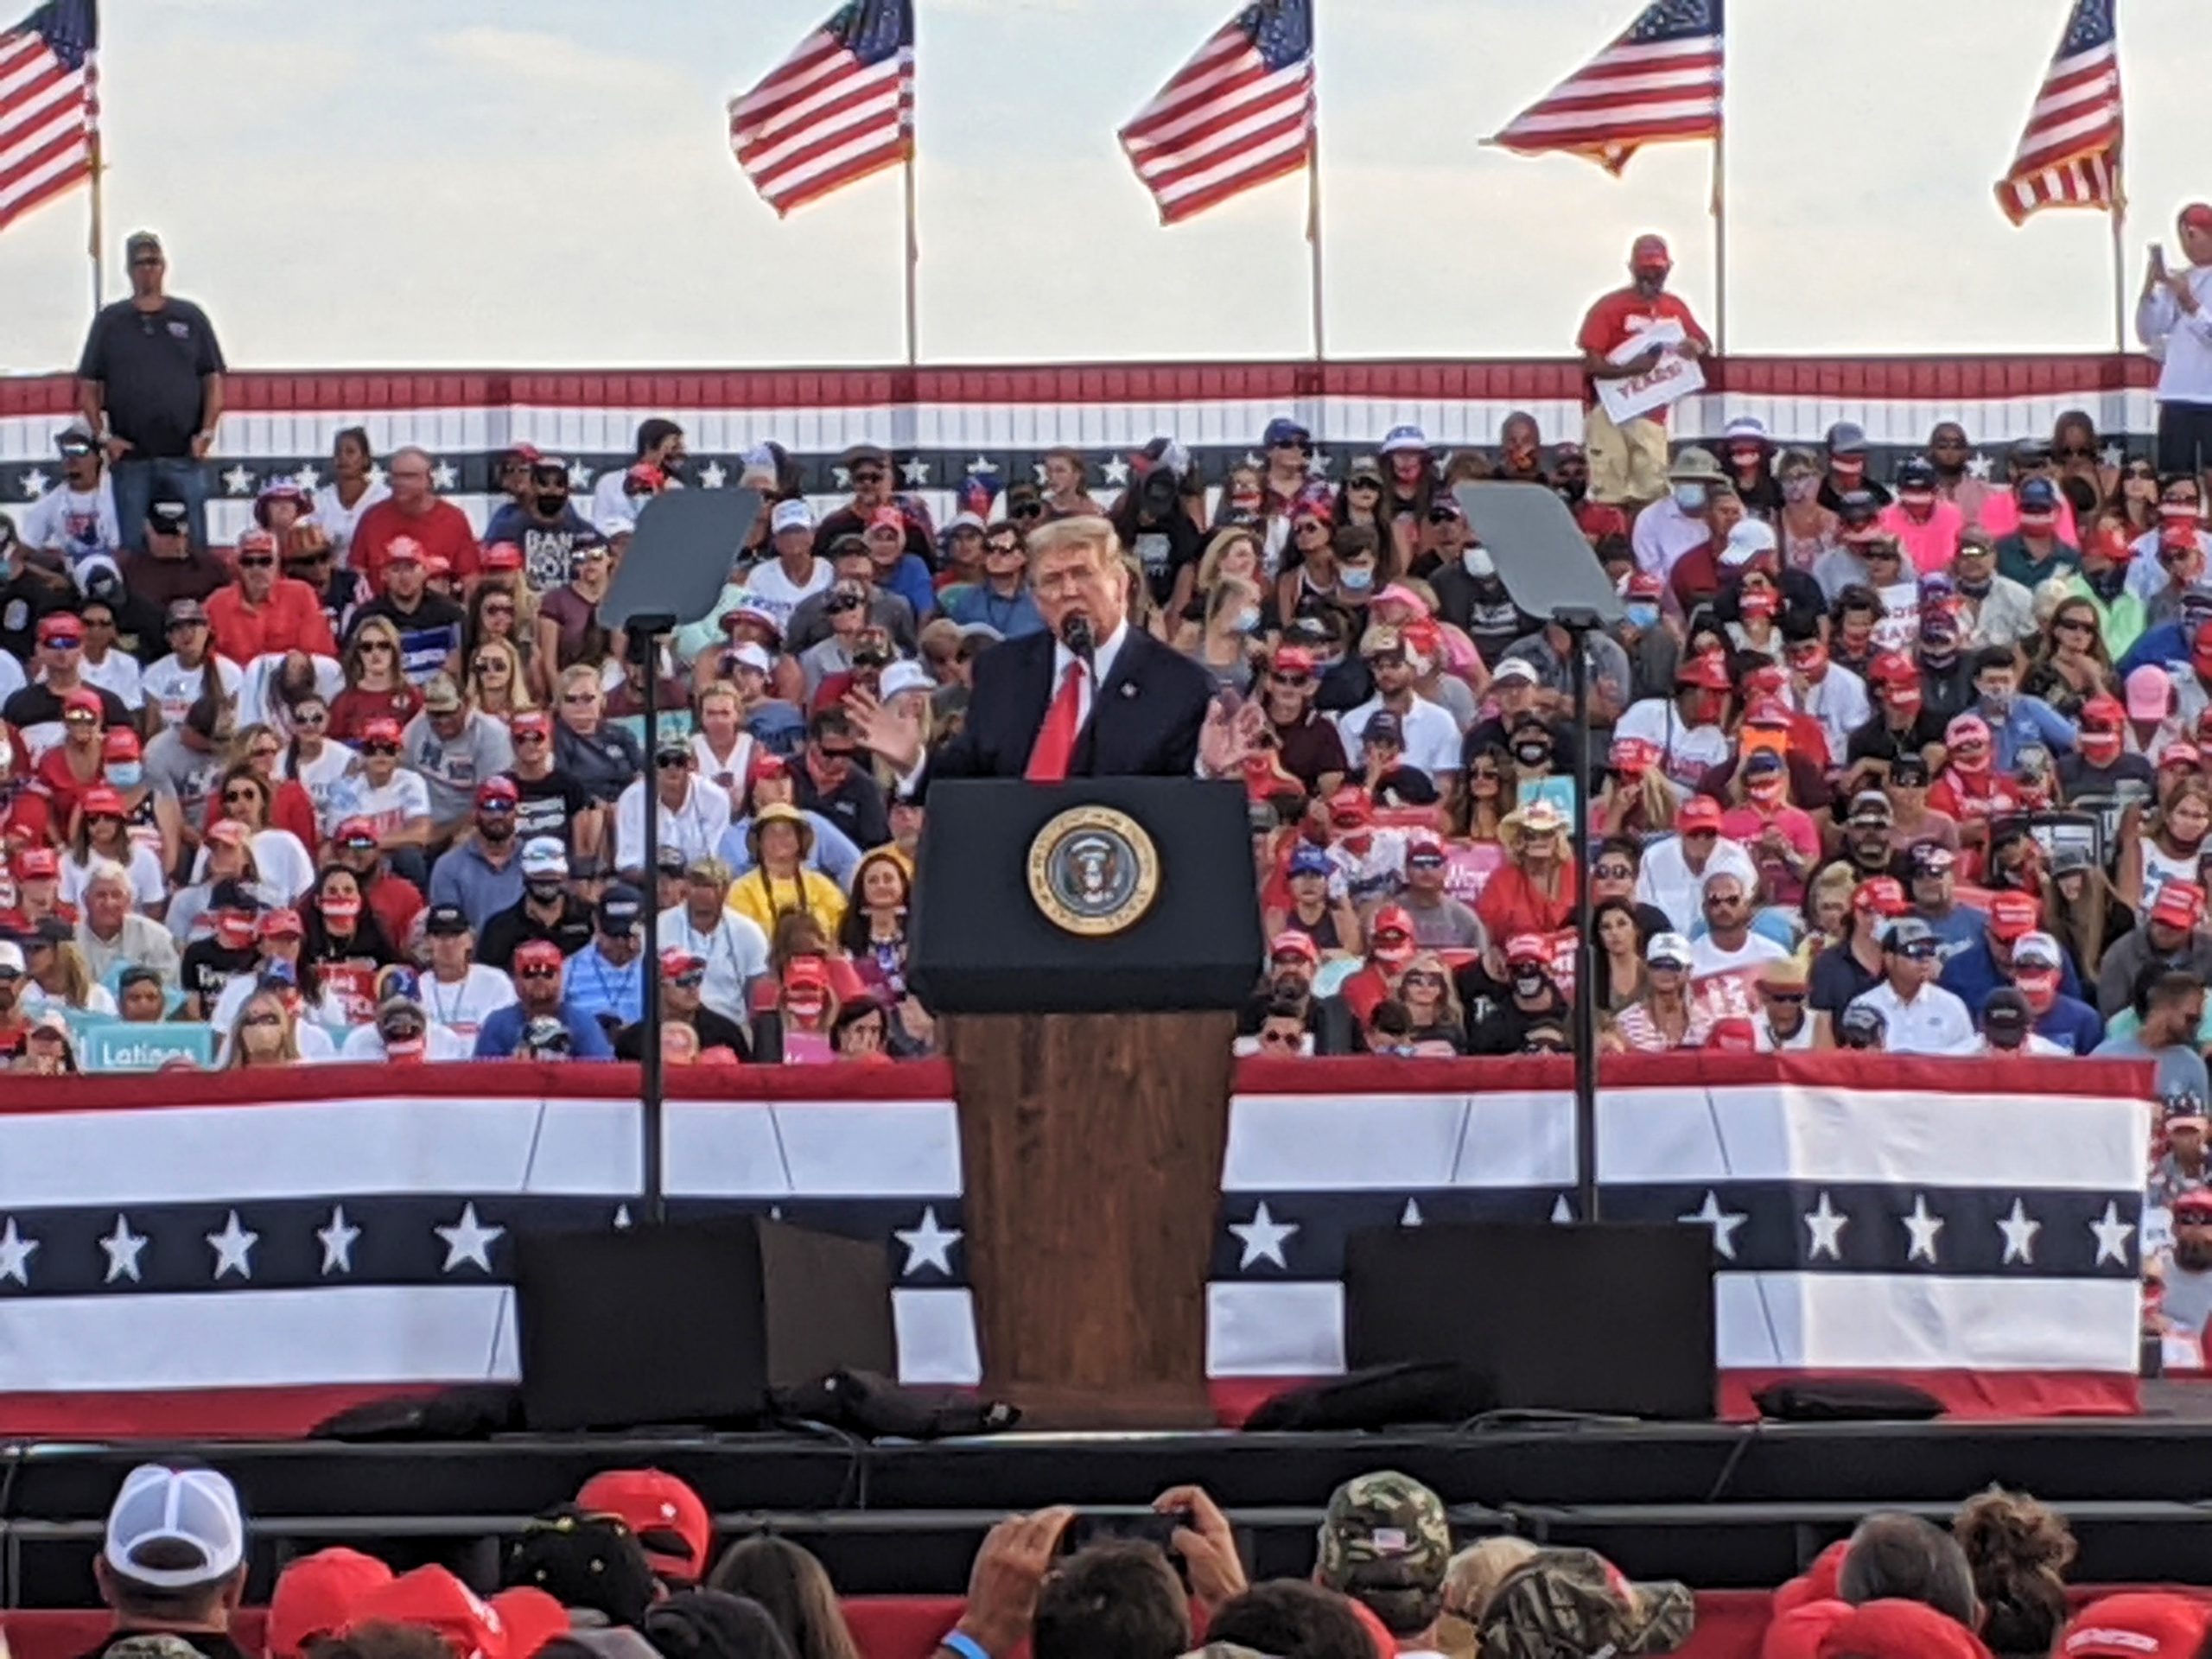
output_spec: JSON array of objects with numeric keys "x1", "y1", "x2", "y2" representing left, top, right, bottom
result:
[{"x1": 104, "y1": 1465, "x2": 245, "y2": 1588}]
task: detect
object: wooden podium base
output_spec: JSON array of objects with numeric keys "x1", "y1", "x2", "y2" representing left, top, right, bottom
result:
[{"x1": 943, "y1": 1008, "x2": 1235, "y2": 1429}]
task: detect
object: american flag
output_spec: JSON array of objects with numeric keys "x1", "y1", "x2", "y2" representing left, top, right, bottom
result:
[
  {"x1": 1491, "y1": 0, "x2": 1724, "y2": 176},
  {"x1": 1121, "y1": 0, "x2": 1314, "y2": 227},
  {"x1": 0, "y1": 1058, "x2": 2151, "y2": 1439},
  {"x1": 0, "y1": 0, "x2": 98, "y2": 236},
  {"x1": 1995, "y1": 0, "x2": 2122, "y2": 226},
  {"x1": 728, "y1": 0, "x2": 912, "y2": 219}
]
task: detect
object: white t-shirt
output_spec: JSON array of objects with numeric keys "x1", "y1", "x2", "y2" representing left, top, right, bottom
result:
[
  {"x1": 691, "y1": 732, "x2": 755, "y2": 811},
  {"x1": 657, "y1": 903, "x2": 772, "y2": 1024},
  {"x1": 211, "y1": 978, "x2": 346, "y2": 1054},
  {"x1": 417, "y1": 963, "x2": 518, "y2": 1045},
  {"x1": 191, "y1": 828, "x2": 316, "y2": 902},
  {"x1": 739, "y1": 559, "x2": 834, "y2": 637},
  {"x1": 20, "y1": 479, "x2": 121, "y2": 564},
  {"x1": 1614, "y1": 697, "x2": 1732, "y2": 790},
  {"x1": 0, "y1": 652, "x2": 22, "y2": 708},
  {"x1": 339, "y1": 1021, "x2": 474, "y2": 1062},
  {"x1": 62, "y1": 843, "x2": 168, "y2": 911},
  {"x1": 21, "y1": 981, "x2": 117, "y2": 1017},
  {"x1": 1634, "y1": 835, "x2": 1758, "y2": 936},
  {"x1": 312, "y1": 479, "x2": 391, "y2": 559},
  {"x1": 328, "y1": 768, "x2": 433, "y2": 841},
  {"x1": 282, "y1": 740, "x2": 361, "y2": 836},
  {"x1": 1690, "y1": 931, "x2": 1790, "y2": 977},
  {"x1": 1799, "y1": 664, "x2": 1872, "y2": 760},
  {"x1": 79, "y1": 648, "x2": 144, "y2": 710},
  {"x1": 236, "y1": 653, "x2": 344, "y2": 732},
  {"x1": 143, "y1": 652, "x2": 244, "y2": 729},
  {"x1": 1334, "y1": 696, "x2": 1463, "y2": 779},
  {"x1": 1755, "y1": 1014, "x2": 1819, "y2": 1052}
]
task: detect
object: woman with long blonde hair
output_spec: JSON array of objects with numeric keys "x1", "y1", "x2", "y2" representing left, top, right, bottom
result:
[
  {"x1": 225, "y1": 988, "x2": 302, "y2": 1069},
  {"x1": 466, "y1": 634, "x2": 537, "y2": 721},
  {"x1": 327, "y1": 616, "x2": 420, "y2": 741},
  {"x1": 1169, "y1": 525, "x2": 1268, "y2": 647}
]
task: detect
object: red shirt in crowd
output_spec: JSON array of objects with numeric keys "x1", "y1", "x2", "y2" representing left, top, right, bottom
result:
[
  {"x1": 205, "y1": 577, "x2": 338, "y2": 664},
  {"x1": 200, "y1": 777, "x2": 320, "y2": 850},
  {"x1": 328, "y1": 683, "x2": 424, "y2": 743},
  {"x1": 352, "y1": 499, "x2": 482, "y2": 594},
  {"x1": 365, "y1": 867, "x2": 427, "y2": 944},
  {"x1": 1576, "y1": 288, "x2": 1712, "y2": 416},
  {"x1": 34, "y1": 746, "x2": 104, "y2": 832},
  {"x1": 1476, "y1": 862, "x2": 1578, "y2": 940}
]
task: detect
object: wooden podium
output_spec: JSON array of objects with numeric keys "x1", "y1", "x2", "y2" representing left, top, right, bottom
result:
[{"x1": 910, "y1": 779, "x2": 1262, "y2": 1427}]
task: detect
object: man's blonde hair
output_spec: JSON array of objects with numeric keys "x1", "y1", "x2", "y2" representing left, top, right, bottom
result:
[{"x1": 1024, "y1": 514, "x2": 1121, "y2": 572}]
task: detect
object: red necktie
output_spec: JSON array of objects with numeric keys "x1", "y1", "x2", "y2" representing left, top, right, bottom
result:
[{"x1": 1026, "y1": 662, "x2": 1085, "y2": 782}]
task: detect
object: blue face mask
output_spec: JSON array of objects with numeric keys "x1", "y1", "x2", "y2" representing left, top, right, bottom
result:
[
  {"x1": 1625, "y1": 602, "x2": 1661, "y2": 632},
  {"x1": 1673, "y1": 484, "x2": 1709, "y2": 513},
  {"x1": 1233, "y1": 607, "x2": 1262, "y2": 634},
  {"x1": 1339, "y1": 566, "x2": 1375, "y2": 594},
  {"x1": 105, "y1": 763, "x2": 143, "y2": 789}
]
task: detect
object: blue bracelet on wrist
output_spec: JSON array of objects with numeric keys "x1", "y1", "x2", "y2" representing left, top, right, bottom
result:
[{"x1": 940, "y1": 1632, "x2": 990, "y2": 1659}]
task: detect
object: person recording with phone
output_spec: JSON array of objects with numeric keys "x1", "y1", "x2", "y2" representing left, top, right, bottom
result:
[{"x1": 2139, "y1": 205, "x2": 2212, "y2": 484}]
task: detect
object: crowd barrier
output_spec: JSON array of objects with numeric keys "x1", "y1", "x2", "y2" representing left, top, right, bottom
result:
[
  {"x1": 0, "y1": 1055, "x2": 2152, "y2": 1438},
  {"x1": 0, "y1": 353, "x2": 2159, "y2": 543}
]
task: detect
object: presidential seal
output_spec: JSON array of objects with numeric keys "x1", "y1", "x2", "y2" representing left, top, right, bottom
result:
[{"x1": 1027, "y1": 805, "x2": 1160, "y2": 937}]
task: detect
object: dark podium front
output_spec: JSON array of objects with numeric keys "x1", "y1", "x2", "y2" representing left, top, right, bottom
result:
[{"x1": 910, "y1": 779, "x2": 1262, "y2": 1424}]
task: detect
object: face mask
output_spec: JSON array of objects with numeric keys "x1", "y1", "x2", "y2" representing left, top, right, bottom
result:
[
  {"x1": 1792, "y1": 645, "x2": 1829, "y2": 678},
  {"x1": 1748, "y1": 772, "x2": 1786, "y2": 802},
  {"x1": 1886, "y1": 686, "x2": 1923, "y2": 715},
  {"x1": 659, "y1": 454, "x2": 685, "y2": 483},
  {"x1": 1510, "y1": 969, "x2": 1548, "y2": 1001},
  {"x1": 2079, "y1": 730, "x2": 2123, "y2": 766},
  {"x1": 1513, "y1": 741, "x2": 1552, "y2": 768},
  {"x1": 1462, "y1": 547, "x2": 1496, "y2": 579},
  {"x1": 1625, "y1": 602, "x2": 1661, "y2": 632},
  {"x1": 533, "y1": 493, "x2": 568, "y2": 518},
  {"x1": 1269, "y1": 973, "x2": 1307, "y2": 1002},
  {"x1": 1556, "y1": 475, "x2": 1587, "y2": 505},
  {"x1": 1338, "y1": 566, "x2": 1375, "y2": 594},
  {"x1": 1980, "y1": 689, "x2": 2013, "y2": 715},
  {"x1": 1673, "y1": 484, "x2": 1708, "y2": 513},
  {"x1": 1689, "y1": 690, "x2": 1727, "y2": 725},
  {"x1": 105, "y1": 762, "x2": 142, "y2": 789},
  {"x1": 1898, "y1": 490, "x2": 1936, "y2": 518},
  {"x1": 526, "y1": 877, "x2": 566, "y2": 904},
  {"x1": 1956, "y1": 574, "x2": 1992, "y2": 598},
  {"x1": 1783, "y1": 475, "x2": 1820, "y2": 505},
  {"x1": 1832, "y1": 457, "x2": 1866, "y2": 479}
]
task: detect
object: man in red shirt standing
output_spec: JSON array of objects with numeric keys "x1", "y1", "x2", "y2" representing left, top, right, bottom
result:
[
  {"x1": 205, "y1": 529, "x2": 337, "y2": 664},
  {"x1": 351, "y1": 446, "x2": 482, "y2": 595},
  {"x1": 1576, "y1": 233, "x2": 1713, "y2": 509}
]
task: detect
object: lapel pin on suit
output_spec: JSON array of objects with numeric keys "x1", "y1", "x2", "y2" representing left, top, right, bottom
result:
[{"x1": 1120, "y1": 683, "x2": 1138, "y2": 699}]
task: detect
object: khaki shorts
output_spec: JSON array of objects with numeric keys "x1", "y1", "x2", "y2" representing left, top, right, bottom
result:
[{"x1": 1585, "y1": 404, "x2": 1670, "y2": 506}]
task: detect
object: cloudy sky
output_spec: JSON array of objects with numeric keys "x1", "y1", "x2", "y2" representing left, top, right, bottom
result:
[{"x1": 3, "y1": 0, "x2": 2204, "y2": 372}]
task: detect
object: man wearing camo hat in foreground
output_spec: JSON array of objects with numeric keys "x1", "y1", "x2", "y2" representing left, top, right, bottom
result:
[
  {"x1": 1313, "y1": 1471, "x2": 1454, "y2": 1657},
  {"x1": 1475, "y1": 1548, "x2": 1695, "y2": 1659}
]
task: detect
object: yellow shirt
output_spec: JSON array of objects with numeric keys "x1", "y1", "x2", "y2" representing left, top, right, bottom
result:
[{"x1": 727, "y1": 868, "x2": 848, "y2": 937}]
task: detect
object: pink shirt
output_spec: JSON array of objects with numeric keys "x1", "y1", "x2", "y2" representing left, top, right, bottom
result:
[
  {"x1": 1878, "y1": 499, "x2": 1966, "y2": 576},
  {"x1": 1719, "y1": 803, "x2": 1821, "y2": 907},
  {"x1": 1978, "y1": 487, "x2": 2080, "y2": 546}
]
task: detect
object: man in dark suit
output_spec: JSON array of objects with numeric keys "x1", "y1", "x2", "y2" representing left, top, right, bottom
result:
[{"x1": 847, "y1": 515, "x2": 1256, "y2": 789}]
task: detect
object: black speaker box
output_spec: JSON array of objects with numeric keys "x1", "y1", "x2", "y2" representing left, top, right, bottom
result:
[
  {"x1": 1343, "y1": 1222, "x2": 1715, "y2": 1420},
  {"x1": 513, "y1": 1216, "x2": 894, "y2": 1431}
]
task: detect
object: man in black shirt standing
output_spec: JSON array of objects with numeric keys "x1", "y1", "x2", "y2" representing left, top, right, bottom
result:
[{"x1": 76, "y1": 232, "x2": 226, "y2": 554}]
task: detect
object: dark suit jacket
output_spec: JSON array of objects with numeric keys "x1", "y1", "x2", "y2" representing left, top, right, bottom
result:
[{"x1": 918, "y1": 626, "x2": 1213, "y2": 792}]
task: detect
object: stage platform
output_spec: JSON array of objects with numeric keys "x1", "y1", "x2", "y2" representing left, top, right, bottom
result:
[{"x1": 10, "y1": 1391, "x2": 2212, "y2": 1608}]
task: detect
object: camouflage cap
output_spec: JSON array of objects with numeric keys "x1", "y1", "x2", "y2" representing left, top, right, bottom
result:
[
  {"x1": 1315, "y1": 1470, "x2": 1452, "y2": 1592},
  {"x1": 1477, "y1": 1548, "x2": 1694, "y2": 1659}
]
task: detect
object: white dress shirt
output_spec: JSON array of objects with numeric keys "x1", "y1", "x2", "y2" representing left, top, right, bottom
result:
[
  {"x1": 614, "y1": 775, "x2": 734, "y2": 870},
  {"x1": 1053, "y1": 620, "x2": 1129, "y2": 737},
  {"x1": 1634, "y1": 834, "x2": 1757, "y2": 936},
  {"x1": 657, "y1": 902, "x2": 772, "y2": 1023},
  {"x1": 2139, "y1": 264, "x2": 2212, "y2": 404},
  {"x1": 1848, "y1": 978, "x2": 1978, "y2": 1056}
]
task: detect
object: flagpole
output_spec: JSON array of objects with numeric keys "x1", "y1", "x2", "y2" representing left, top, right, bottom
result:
[
  {"x1": 87, "y1": 71, "x2": 105, "y2": 313},
  {"x1": 901, "y1": 147, "x2": 919, "y2": 368},
  {"x1": 1709, "y1": 125, "x2": 1727, "y2": 361},
  {"x1": 2110, "y1": 197, "x2": 2129, "y2": 370},
  {"x1": 1306, "y1": 122, "x2": 1325, "y2": 361}
]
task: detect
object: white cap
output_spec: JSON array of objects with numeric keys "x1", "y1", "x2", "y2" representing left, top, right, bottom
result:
[
  {"x1": 0, "y1": 940, "x2": 23, "y2": 975},
  {"x1": 519, "y1": 836, "x2": 569, "y2": 878},
  {"x1": 730, "y1": 642, "x2": 773, "y2": 676},
  {"x1": 1491, "y1": 657, "x2": 1539, "y2": 685},
  {"x1": 104, "y1": 1465, "x2": 245, "y2": 1589},
  {"x1": 2013, "y1": 931, "x2": 2063, "y2": 968},
  {"x1": 879, "y1": 660, "x2": 933, "y2": 700},
  {"x1": 1721, "y1": 518, "x2": 1778, "y2": 567},
  {"x1": 1380, "y1": 424, "x2": 1430, "y2": 454},
  {"x1": 1647, "y1": 931, "x2": 1694, "y2": 967},
  {"x1": 771, "y1": 499, "x2": 817, "y2": 534},
  {"x1": 1723, "y1": 416, "x2": 1769, "y2": 443}
]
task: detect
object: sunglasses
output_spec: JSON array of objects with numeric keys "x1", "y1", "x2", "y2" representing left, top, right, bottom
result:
[
  {"x1": 479, "y1": 800, "x2": 515, "y2": 815},
  {"x1": 1009, "y1": 501, "x2": 1044, "y2": 520},
  {"x1": 363, "y1": 742, "x2": 400, "y2": 758},
  {"x1": 1592, "y1": 862, "x2": 1633, "y2": 880},
  {"x1": 1426, "y1": 508, "x2": 1459, "y2": 525},
  {"x1": 985, "y1": 540, "x2": 1023, "y2": 557},
  {"x1": 851, "y1": 470, "x2": 887, "y2": 485},
  {"x1": 241, "y1": 1012, "x2": 283, "y2": 1028},
  {"x1": 670, "y1": 969, "x2": 706, "y2": 990},
  {"x1": 1350, "y1": 478, "x2": 1381, "y2": 491},
  {"x1": 47, "y1": 636, "x2": 82, "y2": 651},
  {"x1": 359, "y1": 640, "x2": 394, "y2": 653},
  {"x1": 1259, "y1": 1030, "x2": 1304, "y2": 1048},
  {"x1": 1763, "y1": 988, "x2": 1808, "y2": 1004},
  {"x1": 656, "y1": 754, "x2": 690, "y2": 770},
  {"x1": 514, "y1": 730, "x2": 547, "y2": 744},
  {"x1": 518, "y1": 965, "x2": 560, "y2": 980},
  {"x1": 484, "y1": 601, "x2": 517, "y2": 616},
  {"x1": 2056, "y1": 617, "x2": 2095, "y2": 635},
  {"x1": 222, "y1": 788, "x2": 260, "y2": 804},
  {"x1": 238, "y1": 556, "x2": 276, "y2": 569},
  {"x1": 562, "y1": 692, "x2": 597, "y2": 704},
  {"x1": 472, "y1": 658, "x2": 505, "y2": 674},
  {"x1": 1272, "y1": 437, "x2": 1312, "y2": 452}
]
